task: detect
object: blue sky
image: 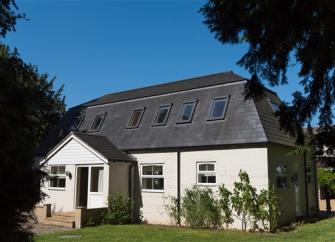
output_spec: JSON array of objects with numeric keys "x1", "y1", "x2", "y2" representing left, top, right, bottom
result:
[{"x1": 6, "y1": 0, "x2": 302, "y2": 110}]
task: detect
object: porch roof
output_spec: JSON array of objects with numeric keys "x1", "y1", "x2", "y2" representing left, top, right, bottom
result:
[{"x1": 71, "y1": 132, "x2": 134, "y2": 163}]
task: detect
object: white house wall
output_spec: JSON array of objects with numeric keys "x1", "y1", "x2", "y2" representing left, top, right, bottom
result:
[{"x1": 132, "y1": 148, "x2": 268, "y2": 228}]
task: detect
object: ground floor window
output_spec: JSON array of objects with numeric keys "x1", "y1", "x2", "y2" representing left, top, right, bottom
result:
[
  {"x1": 197, "y1": 162, "x2": 216, "y2": 185},
  {"x1": 276, "y1": 163, "x2": 288, "y2": 189},
  {"x1": 49, "y1": 165, "x2": 66, "y2": 188},
  {"x1": 141, "y1": 164, "x2": 164, "y2": 191},
  {"x1": 90, "y1": 167, "x2": 104, "y2": 193}
]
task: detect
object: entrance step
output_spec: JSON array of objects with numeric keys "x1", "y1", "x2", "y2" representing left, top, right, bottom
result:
[{"x1": 41, "y1": 212, "x2": 76, "y2": 228}]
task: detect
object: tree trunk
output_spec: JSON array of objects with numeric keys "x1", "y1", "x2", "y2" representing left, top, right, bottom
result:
[{"x1": 325, "y1": 187, "x2": 332, "y2": 213}]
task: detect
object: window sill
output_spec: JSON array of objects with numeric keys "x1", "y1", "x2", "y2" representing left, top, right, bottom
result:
[
  {"x1": 48, "y1": 187, "x2": 66, "y2": 191},
  {"x1": 141, "y1": 189, "x2": 164, "y2": 193},
  {"x1": 196, "y1": 183, "x2": 217, "y2": 187}
]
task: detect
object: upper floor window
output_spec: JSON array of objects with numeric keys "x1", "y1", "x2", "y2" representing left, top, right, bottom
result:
[
  {"x1": 153, "y1": 104, "x2": 172, "y2": 126},
  {"x1": 177, "y1": 100, "x2": 197, "y2": 124},
  {"x1": 141, "y1": 164, "x2": 164, "y2": 191},
  {"x1": 89, "y1": 113, "x2": 106, "y2": 132},
  {"x1": 197, "y1": 162, "x2": 216, "y2": 185},
  {"x1": 127, "y1": 108, "x2": 145, "y2": 128},
  {"x1": 208, "y1": 97, "x2": 228, "y2": 121},
  {"x1": 76, "y1": 114, "x2": 85, "y2": 130},
  {"x1": 49, "y1": 165, "x2": 66, "y2": 189}
]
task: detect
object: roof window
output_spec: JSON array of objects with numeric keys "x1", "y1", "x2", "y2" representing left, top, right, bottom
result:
[
  {"x1": 127, "y1": 108, "x2": 145, "y2": 129},
  {"x1": 177, "y1": 100, "x2": 197, "y2": 124},
  {"x1": 208, "y1": 97, "x2": 228, "y2": 121},
  {"x1": 89, "y1": 113, "x2": 106, "y2": 132},
  {"x1": 153, "y1": 104, "x2": 172, "y2": 126}
]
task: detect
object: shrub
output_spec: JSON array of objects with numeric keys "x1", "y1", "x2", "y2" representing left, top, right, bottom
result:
[
  {"x1": 164, "y1": 196, "x2": 180, "y2": 225},
  {"x1": 102, "y1": 192, "x2": 133, "y2": 225},
  {"x1": 182, "y1": 186, "x2": 221, "y2": 229}
]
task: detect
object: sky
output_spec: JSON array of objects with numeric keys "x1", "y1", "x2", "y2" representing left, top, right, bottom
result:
[{"x1": 5, "y1": 0, "x2": 303, "y2": 110}]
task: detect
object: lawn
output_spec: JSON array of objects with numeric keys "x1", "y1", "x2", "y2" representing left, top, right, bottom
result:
[{"x1": 37, "y1": 218, "x2": 335, "y2": 242}]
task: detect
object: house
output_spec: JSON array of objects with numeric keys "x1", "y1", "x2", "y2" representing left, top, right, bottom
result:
[{"x1": 34, "y1": 71, "x2": 318, "y2": 228}]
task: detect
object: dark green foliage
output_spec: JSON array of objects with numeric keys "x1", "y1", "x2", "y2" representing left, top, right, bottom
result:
[
  {"x1": 164, "y1": 196, "x2": 180, "y2": 225},
  {"x1": 201, "y1": 0, "x2": 335, "y2": 145},
  {"x1": 0, "y1": 0, "x2": 24, "y2": 39},
  {"x1": 0, "y1": 45, "x2": 65, "y2": 241},
  {"x1": 102, "y1": 192, "x2": 133, "y2": 225},
  {"x1": 181, "y1": 186, "x2": 221, "y2": 229}
]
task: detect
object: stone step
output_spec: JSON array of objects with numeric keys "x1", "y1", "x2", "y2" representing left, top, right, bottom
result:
[
  {"x1": 42, "y1": 217, "x2": 75, "y2": 228},
  {"x1": 52, "y1": 212, "x2": 76, "y2": 218}
]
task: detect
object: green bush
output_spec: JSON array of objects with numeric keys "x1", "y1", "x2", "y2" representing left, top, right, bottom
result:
[
  {"x1": 218, "y1": 184, "x2": 234, "y2": 228},
  {"x1": 164, "y1": 196, "x2": 180, "y2": 225},
  {"x1": 102, "y1": 192, "x2": 133, "y2": 225},
  {"x1": 182, "y1": 186, "x2": 221, "y2": 229}
]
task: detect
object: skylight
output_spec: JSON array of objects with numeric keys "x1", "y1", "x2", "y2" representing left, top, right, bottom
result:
[
  {"x1": 127, "y1": 108, "x2": 145, "y2": 128},
  {"x1": 153, "y1": 104, "x2": 172, "y2": 126},
  {"x1": 271, "y1": 102, "x2": 280, "y2": 112},
  {"x1": 89, "y1": 113, "x2": 106, "y2": 132},
  {"x1": 208, "y1": 97, "x2": 228, "y2": 121},
  {"x1": 177, "y1": 100, "x2": 197, "y2": 124}
]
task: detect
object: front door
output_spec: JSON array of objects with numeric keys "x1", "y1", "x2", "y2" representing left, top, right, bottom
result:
[{"x1": 76, "y1": 167, "x2": 88, "y2": 207}]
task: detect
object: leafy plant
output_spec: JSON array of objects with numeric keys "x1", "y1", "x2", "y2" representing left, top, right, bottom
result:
[
  {"x1": 102, "y1": 192, "x2": 133, "y2": 225},
  {"x1": 164, "y1": 196, "x2": 180, "y2": 225},
  {"x1": 317, "y1": 168, "x2": 335, "y2": 213},
  {"x1": 181, "y1": 186, "x2": 221, "y2": 229},
  {"x1": 218, "y1": 184, "x2": 233, "y2": 228},
  {"x1": 231, "y1": 170, "x2": 259, "y2": 231}
]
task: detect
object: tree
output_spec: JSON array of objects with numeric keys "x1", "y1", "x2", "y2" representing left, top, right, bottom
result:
[
  {"x1": 0, "y1": 0, "x2": 24, "y2": 39},
  {"x1": 0, "y1": 2, "x2": 65, "y2": 240},
  {"x1": 0, "y1": 44, "x2": 65, "y2": 241},
  {"x1": 200, "y1": 0, "x2": 335, "y2": 147}
]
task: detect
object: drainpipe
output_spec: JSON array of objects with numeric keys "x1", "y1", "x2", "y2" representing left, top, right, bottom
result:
[
  {"x1": 303, "y1": 152, "x2": 309, "y2": 217},
  {"x1": 177, "y1": 151, "x2": 181, "y2": 226}
]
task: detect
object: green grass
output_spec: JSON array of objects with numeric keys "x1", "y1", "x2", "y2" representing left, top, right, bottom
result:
[{"x1": 37, "y1": 218, "x2": 335, "y2": 242}]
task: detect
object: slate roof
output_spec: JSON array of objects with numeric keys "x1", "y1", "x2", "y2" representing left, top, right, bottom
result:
[{"x1": 36, "y1": 71, "x2": 296, "y2": 156}]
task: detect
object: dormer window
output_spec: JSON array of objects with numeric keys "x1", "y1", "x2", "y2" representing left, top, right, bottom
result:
[
  {"x1": 153, "y1": 104, "x2": 172, "y2": 126},
  {"x1": 271, "y1": 102, "x2": 280, "y2": 112},
  {"x1": 127, "y1": 108, "x2": 145, "y2": 129},
  {"x1": 208, "y1": 97, "x2": 228, "y2": 121},
  {"x1": 177, "y1": 100, "x2": 197, "y2": 124},
  {"x1": 89, "y1": 113, "x2": 106, "y2": 132}
]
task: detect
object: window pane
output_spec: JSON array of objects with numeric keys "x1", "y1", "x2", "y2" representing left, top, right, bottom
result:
[
  {"x1": 58, "y1": 166, "x2": 65, "y2": 174},
  {"x1": 211, "y1": 99, "x2": 226, "y2": 119},
  {"x1": 198, "y1": 174, "x2": 207, "y2": 183},
  {"x1": 276, "y1": 164, "x2": 287, "y2": 175},
  {"x1": 58, "y1": 178, "x2": 66, "y2": 188},
  {"x1": 90, "y1": 167, "x2": 104, "y2": 192},
  {"x1": 179, "y1": 102, "x2": 195, "y2": 122},
  {"x1": 153, "y1": 178, "x2": 164, "y2": 190},
  {"x1": 157, "y1": 108, "x2": 169, "y2": 124},
  {"x1": 153, "y1": 166, "x2": 163, "y2": 175},
  {"x1": 90, "y1": 114, "x2": 105, "y2": 131},
  {"x1": 142, "y1": 178, "x2": 152, "y2": 189},
  {"x1": 271, "y1": 102, "x2": 280, "y2": 112},
  {"x1": 206, "y1": 164, "x2": 215, "y2": 171},
  {"x1": 199, "y1": 164, "x2": 207, "y2": 171},
  {"x1": 50, "y1": 166, "x2": 58, "y2": 175},
  {"x1": 142, "y1": 166, "x2": 153, "y2": 175},
  {"x1": 128, "y1": 110, "x2": 143, "y2": 127},
  {"x1": 49, "y1": 177, "x2": 57, "y2": 187},
  {"x1": 277, "y1": 177, "x2": 288, "y2": 189},
  {"x1": 207, "y1": 175, "x2": 216, "y2": 184}
]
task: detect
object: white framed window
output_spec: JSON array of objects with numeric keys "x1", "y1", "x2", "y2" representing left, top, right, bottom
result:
[
  {"x1": 275, "y1": 162, "x2": 288, "y2": 189},
  {"x1": 177, "y1": 100, "x2": 197, "y2": 124},
  {"x1": 127, "y1": 108, "x2": 145, "y2": 128},
  {"x1": 49, "y1": 165, "x2": 66, "y2": 189},
  {"x1": 197, "y1": 162, "x2": 216, "y2": 185},
  {"x1": 89, "y1": 113, "x2": 106, "y2": 132},
  {"x1": 141, "y1": 164, "x2": 164, "y2": 192},
  {"x1": 90, "y1": 166, "x2": 104, "y2": 193},
  {"x1": 208, "y1": 97, "x2": 229, "y2": 121},
  {"x1": 153, "y1": 105, "x2": 171, "y2": 126}
]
